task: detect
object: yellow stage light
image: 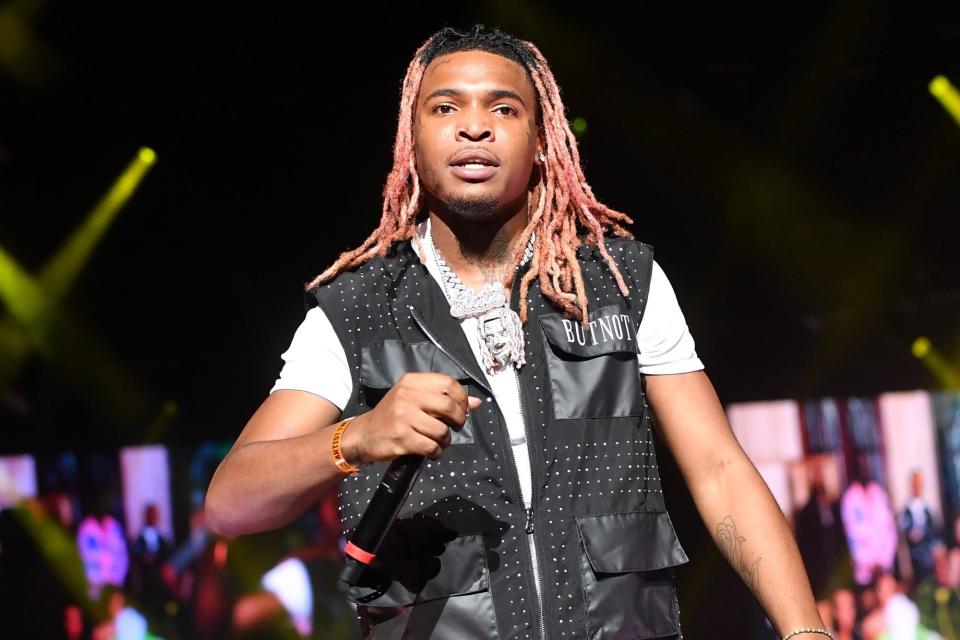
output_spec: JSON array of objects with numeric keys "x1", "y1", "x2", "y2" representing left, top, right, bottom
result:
[
  {"x1": 1, "y1": 147, "x2": 157, "y2": 396},
  {"x1": 911, "y1": 337, "x2": 960, "y2": 390},
  {"x1": 912, "y1": 337, "x2": 931, "y2": 358},
  {"x1": 39, "y1": 147, "x2": 157, "y2": 301},
  {"x1": 930, "y1": 75, "x2": 960, "y2": 126},
  {"x1": 0, "y1": 248, "x2": 45, "y2": 326},
  {"x1": 138, "y1": 146, "x2": 157, "y2": 164}
]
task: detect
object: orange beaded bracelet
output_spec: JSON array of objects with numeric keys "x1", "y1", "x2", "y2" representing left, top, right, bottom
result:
[{"x1": 331, "y1": 417, "x2": 360, "y2": 474}]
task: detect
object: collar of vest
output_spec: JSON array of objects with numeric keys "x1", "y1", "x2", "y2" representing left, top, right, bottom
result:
[
  {"x1": 382, "y1": 241, "x2": 498, "y2": 392},
  {"x1": 323, "y1": 235, "x2": 645, "y2": 395}
]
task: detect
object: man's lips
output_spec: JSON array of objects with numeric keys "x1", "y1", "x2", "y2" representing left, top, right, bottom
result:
[
  {"x1": 449, "y1": 163, "x2": 499, "y2": 181},
  {"x1": 448, "y1": 148, "x2": 500, "y2": 181},
  {"x1": 449, "y1": 148, "x2": 500, "y2": 167}
]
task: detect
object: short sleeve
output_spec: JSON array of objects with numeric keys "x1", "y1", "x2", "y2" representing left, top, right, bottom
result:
[
  {"x1": 636, "y1": 261, "x2": 705, "y2": 375},
  {"x1": 270, "y1": 306, "x2": 353, "y2": 410}
]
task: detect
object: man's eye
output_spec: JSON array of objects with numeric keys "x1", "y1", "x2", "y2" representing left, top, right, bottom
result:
[
  {"x1": 433, "y1": 104, "x2": 455, "y2": 114},
  {"x1": 494, "y1": 105, "x2": 517, "y2": 116}
]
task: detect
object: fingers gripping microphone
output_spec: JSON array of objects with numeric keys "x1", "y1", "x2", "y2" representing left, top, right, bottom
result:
[{"x1": 338, "y1": 454, "x2": 426, "y2": 589}]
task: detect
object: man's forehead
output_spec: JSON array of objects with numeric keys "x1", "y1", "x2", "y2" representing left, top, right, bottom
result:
[{"x1": 421, "y1": 50, "x2": 533, "y2": 95}]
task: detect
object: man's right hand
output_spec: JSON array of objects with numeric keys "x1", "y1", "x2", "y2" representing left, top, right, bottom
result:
[
  {"x1": 341, "y1": 373, "x2": 482, "y2": 464},
  {"x1": 205, "y1": 373, "x2": 481, "y2": 536}
]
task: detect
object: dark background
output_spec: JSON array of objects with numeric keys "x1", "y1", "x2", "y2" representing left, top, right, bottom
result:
[{"x1": 2, "y1": 1, "x2": 959, "y2": 635}]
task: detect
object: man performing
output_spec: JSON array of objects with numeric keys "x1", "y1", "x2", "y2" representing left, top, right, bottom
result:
[{"x1": 206, "y1": 26, "x2": 828, "y2": 639}]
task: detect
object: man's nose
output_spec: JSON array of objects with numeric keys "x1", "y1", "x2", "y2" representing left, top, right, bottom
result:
[{"x1": 456, "y1": 110, "x2": 493, "y2": 142}]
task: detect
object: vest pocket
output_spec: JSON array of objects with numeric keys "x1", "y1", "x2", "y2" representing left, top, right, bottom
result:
[
  {"x1": 576, "y1": 511, "x2": 688, "y2": 639},
  {"x1": 360, "y1": 340, "x2": 475, "y2": 445},
  {"x1": 349, "y1": 533, "x2": 500, "y2": 639},
  {"x1": 539, "y1": 306, "x2": 643, "y2": 420}
]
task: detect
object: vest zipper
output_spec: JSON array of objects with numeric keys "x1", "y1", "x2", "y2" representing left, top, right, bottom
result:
[
  {"x1": 514, "y1": 366, "x2": 547, "y2": 640},
  {"x1": 510, "y1": 277, "x2": 548, "y2": 640},
  {"x1": 409, "y1": 304, "x2": 547, "y2": 639}
]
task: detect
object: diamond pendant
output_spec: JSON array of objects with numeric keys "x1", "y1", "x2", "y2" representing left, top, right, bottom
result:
[
  {"x1": 477, "y1": 306, "x2": 525, "y2": 374},
  {"x1": 449, "y1": 283, "x2": 507, "y2": 320}
]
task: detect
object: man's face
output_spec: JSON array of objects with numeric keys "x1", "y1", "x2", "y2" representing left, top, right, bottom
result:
[
  {"x1": 832, "y1": 590, "x2": 855, "y2": 630},
  {"x1": 414, "y1": 50, "x2": 540, "y2": 221}
]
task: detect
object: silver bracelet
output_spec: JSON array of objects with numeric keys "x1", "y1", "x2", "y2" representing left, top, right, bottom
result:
[{"x1": 782, "y1": 628, "x2": 833, "y2": 640}]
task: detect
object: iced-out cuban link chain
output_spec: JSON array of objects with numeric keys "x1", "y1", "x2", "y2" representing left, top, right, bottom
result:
[{"x1": 430, "y1": 232, "x2": 535, "y2": 320}]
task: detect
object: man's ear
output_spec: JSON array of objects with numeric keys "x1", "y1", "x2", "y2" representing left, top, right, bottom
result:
[{"x1": 535, "y1": 128, "x2": 547, "y2": 164}]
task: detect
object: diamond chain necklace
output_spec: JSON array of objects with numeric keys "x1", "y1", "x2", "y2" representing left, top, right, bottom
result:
[{"x1": 428, "y1": 231, "x2": 534, "y2": 374}]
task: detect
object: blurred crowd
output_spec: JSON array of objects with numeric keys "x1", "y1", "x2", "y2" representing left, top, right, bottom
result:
[
  {"x1": 5, "y1": 450, "x2": 959, "y2": 639},
  {"x1": 797, "y1": 468, "x2": 960, "y2": 640},
  {"x1": 0, "y1": 487, "x2": 354, "y2": 639}
]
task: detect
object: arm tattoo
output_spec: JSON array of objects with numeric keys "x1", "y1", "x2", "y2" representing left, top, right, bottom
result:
[{"x1": 716, "y1": 515, "x2": 761, "y2": 596}]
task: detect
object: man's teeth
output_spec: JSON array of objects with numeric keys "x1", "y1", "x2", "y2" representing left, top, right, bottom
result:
[{"x1": 465, "y1": 163, "x2": 485, "y2": 168}]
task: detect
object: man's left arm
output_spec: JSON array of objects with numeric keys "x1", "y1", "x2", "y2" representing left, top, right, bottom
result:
[{"x1": 645, "y1": 370, "x2": 826, "y2": 637}]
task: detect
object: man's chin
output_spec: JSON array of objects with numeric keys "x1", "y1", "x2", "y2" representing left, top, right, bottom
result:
[{"x1": 444, "y1": 194, "x2": 500, "y2": 221}]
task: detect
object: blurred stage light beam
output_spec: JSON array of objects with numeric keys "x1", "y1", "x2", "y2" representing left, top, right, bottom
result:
[
  {"x1": 0, "y1": 148, "x2": 157, "y2": 421},
  {"x1": 1, "y1": 147, "x2": 157, "y2": 351},
  {"x1": 39, "y1": 147, "x2": 157, "y2": 301},
  {"x1": 930, "y1": 76, "x2": 960, "y2": 126},
  {"x1": 12, "y1": 504, "x2": 92, "y2": 617},
  {"x1": 912, "y1": 336, "x2": 960, "y2": 390},
  {"x1": 0, "y1": 247, "x2": 47, "y2": 329},
  {"x1": 0, "y1": 249, "x2": 47, "y2": 385}
]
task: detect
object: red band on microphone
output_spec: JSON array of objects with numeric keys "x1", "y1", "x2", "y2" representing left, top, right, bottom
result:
[{"x1": 344, "y1": 540, "x2": 376, "y2": 565}]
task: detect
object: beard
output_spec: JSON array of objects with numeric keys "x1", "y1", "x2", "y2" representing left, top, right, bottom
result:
[
  {"x1": 440, "y1": 193, "x2": 511, "y2": 263},
  {"x1": 445, "y1": 194, "x2": 500, "y2": 221}
]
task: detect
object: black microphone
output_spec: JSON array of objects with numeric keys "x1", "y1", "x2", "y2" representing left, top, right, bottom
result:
[{"x1": 338, "y1": 454, "x2": 426, "y2": 589}]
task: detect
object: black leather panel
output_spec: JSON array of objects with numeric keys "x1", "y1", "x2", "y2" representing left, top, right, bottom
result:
[
  {"x1": 359, "y1": 340, "x2": 474, "y2": 444},
  {"x1": 577, "y1": 511, "x2": 689, "y2": 573},
  {"x1": 540, "y1": 306, "x2": 643, "y2": 420},
  {"x1": 576, "y1": 512, "x2": 687, "y2": 639},
  {"x1": 352, "y1": 533, "x2": 500, "y2": 639}
]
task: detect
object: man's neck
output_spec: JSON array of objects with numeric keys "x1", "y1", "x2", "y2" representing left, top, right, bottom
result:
[{"x1": 429, "y1": 207, "x2": 528, "y2": 292}]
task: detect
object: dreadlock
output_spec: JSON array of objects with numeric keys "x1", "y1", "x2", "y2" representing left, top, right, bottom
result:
[{"x1": 307, "y1": 25, "x2": 635, "y2": 322}]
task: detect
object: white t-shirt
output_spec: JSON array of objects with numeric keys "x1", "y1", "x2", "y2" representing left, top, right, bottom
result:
[{"x1": 271, "y1": 221, "x2": 704, "y2": 507}]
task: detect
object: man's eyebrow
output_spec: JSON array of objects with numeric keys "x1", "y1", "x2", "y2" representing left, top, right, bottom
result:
[
  {"x1": 488, "y1": 89, "x2": 526, "y2": 105},
  {"x1": 425, "y1": 88, "x2": 463, "y2": 101},
  {"x1": 424, "y1": 88, "x2": 527, "y2": 105}
]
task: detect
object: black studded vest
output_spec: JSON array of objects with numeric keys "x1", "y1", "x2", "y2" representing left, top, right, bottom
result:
[{"x1": 309, "y1": 237, "x2": 688, "y2": 640}]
